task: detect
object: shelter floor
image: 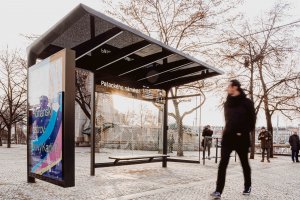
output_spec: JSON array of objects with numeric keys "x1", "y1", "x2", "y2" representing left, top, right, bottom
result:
[{"x1": 0, "y1": 145, "x2": 299, "y2": 200}]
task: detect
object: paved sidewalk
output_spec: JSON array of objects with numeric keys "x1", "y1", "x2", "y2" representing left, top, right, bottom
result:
[{"x1": 0, "y1": 145, "x2": 299, "y2": 200}]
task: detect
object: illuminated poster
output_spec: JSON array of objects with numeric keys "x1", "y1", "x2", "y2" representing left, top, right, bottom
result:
[
  {"x1": 27, "y1": 49, "x2": 75, "y2": 187},
  {"x1": 28, "y1": 54, "x2": 64, "y2": 181}
]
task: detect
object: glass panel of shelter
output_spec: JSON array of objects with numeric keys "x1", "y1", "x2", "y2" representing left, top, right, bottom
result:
[
  {"x1": 167, "y1": 95, "x2": 201, "y2": 162},
  {"x1": 94, "y1": 83, "x2": 165, "y2": 164},
  {"x1": 74, "y1": 69, "x2": 203, "y2": 164}
]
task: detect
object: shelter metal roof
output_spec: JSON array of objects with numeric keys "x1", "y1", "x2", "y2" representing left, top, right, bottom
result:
[{"x1": 27, "y1": 4, "x2": 223, "y2": 90}]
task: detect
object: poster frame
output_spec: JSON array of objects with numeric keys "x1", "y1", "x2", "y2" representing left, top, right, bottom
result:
[{"x1": 27, "y1": 49, "x2": 75, "y2": 188}]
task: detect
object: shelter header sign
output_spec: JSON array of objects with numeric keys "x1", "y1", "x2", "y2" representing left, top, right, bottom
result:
[
  {"x1": 28, "y1": 49, "x2": 75, "y2": 187},
  {"x1": 97, "y1": 80, "x2": 166, "y2": 103}
]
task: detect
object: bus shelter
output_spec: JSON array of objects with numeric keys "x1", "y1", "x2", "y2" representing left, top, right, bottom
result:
[{"x1": 27, "y1": 4, "x2": 223, "y2": 187}]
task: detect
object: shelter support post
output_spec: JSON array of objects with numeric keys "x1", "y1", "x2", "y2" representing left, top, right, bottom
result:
[
  {"x1": 162, "y1": 88, "x2": 169, "y2": 168},
  {"x1": 90, "y1": 73, "x2": 96, "y2": 176},
  {"x1": 27, "y1": 53, "x2": 36, "y2": 184}
]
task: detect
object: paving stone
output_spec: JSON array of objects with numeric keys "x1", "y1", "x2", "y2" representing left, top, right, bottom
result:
[{"x1": 0, "y1": 145, "x2": 299, "y2": 200}]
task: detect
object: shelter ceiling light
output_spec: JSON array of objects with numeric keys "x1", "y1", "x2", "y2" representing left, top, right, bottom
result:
[
  {"x1": 96, "y1": 43, "x2": 152, "y2": 70},
  {"x1": 154, "y1": 69, "x2": 208, "y2": 86},
  {"x1": 137, "y1": 62, "x2": 193, "y2": 82}
]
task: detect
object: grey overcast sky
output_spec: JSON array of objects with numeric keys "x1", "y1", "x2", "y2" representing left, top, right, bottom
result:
[{"x1": 0, "y1": 0, "x2": 299, "y2": 127}]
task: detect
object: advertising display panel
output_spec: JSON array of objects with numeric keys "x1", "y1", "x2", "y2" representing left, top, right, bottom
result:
[{"x1": 28, "y1": 49, "x2": 75, "y2": 187}]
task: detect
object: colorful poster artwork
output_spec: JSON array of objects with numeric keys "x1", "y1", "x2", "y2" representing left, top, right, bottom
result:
[{"x1": 28, "y1": 56, "x2": 64, "y2": 181}]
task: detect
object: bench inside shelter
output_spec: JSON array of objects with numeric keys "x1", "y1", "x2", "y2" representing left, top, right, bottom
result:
[{"x1": 109, "y1": 154, "x2": 169, "y2": 165}]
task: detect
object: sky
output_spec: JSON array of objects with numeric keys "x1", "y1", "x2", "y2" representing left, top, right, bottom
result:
[{"x1": 0, "y1": 0, "x2": 299, "y2": 127}]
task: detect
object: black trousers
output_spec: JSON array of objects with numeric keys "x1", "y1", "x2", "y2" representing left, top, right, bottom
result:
[
  {"x1": 205, "y1": 144, "x2": 211, "y2": 157},
  {"x1": 216, "y1": 145, "x2": 251, "y2": 194},
  {"x1": 291, "y1": 150, "x2": 299, "y2": 162},
  {"x1": 262, "y1": 148, "x2": 270, "y2": 160},
  {"x1": 204, "y1": 141, "x2": 212, "y2": 157}
]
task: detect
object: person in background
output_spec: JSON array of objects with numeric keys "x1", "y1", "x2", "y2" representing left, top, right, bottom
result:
[
  {"x1": 168, "y1": 134, "x2": 175, "y2": 153},
  {"x1": 210, "y1": 80, "x2": 256, "y2": 199},
  {"x1": 258, "y1": 127, "x2": 272, "y2": 163},
  {"x1": 202, "y1": 125, "x2": 213, "y2": 159},
  {"x1": 289, "y1": 131, "x2": 300, "y2": 163}
]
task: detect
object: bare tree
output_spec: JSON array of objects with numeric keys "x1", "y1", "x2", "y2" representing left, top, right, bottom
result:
[
  {"x1": 102, "y1": 0, "x2": 241, "y2": 156},
  {"x1": 168, "y1": 81, "x2": 211, "y2": 156},
  {"x1": 103, "y1": 0, "x2": 240, "y2": 53},
  {"x1": 75, "y1": 70, "x2": 92, "y2": 119},
  {"x1": 0, "y1": 120, "x2": 5, "y2": 146},
  {"x1": 0, "y1": 48, "x2": 27, "y2": 148},
  {"x1": 217, "y1": 3, "x2": 300, "y2": 157}
]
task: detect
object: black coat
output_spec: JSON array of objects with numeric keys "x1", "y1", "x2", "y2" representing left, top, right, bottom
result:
[
  {"x1": 202, "y1": 128, "x2": 213, "y2": 147},
  {"x1": 289, "y1": 134, "x2": 300, "y2": 151},
  {"x1": 258, "y1": 130, "x2": 272, "y2": 149},
  {"x1": 202, "y1": 128, "x2": 213, "y2": 137},
  {"x1": 222, "y1": 92, "x2": 256, "y2": 148}
]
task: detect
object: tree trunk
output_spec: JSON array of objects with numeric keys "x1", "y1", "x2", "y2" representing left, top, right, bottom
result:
[
  {"x1": 249, "y1": 62, "x2": 255, "y2": 159},
  {"x1": 15, "y1": 124, "x2": 18, "y2": 144},
  {"x1": 177, "y1": 119, "x2": 184, "y2": 156},
  {"x1": 95, "y1": 128, "x2": 100, "y2": 153},
  {"x1": 265, "y1": 111, "x2": 274, "y2": 157},
  {"x1": 75, "y1": 98, "x2": 91, "y2": 119},
  {"x1": 258, "y1": 60, "x2": 274, "y2": 157},
  {"x1": 94, "y1": 93, "x2": 100, "y2": 153},
  {"x1": 7, "y1": 126, "x2": 11, "y2": 148},
  {"x1": 250, "y1": 130, "x2": 255, "y2": 159},
  {"x1": 0, "y1": 130, "x2": 2, "y2": 146},
  {"x1": 172, "y1": 96, "x2": 184, "y2": 157}
]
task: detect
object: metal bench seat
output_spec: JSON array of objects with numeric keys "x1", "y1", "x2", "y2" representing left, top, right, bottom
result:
[{"x1": 109, "y1": 154, "x2": 169, "y2": 165}]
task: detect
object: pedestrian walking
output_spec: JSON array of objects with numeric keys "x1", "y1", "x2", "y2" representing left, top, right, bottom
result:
[
  {"x1": 289, "y1": 131, "x2": 300, "y2": 163},
  {"x1": 202, "y1": 125, "x2": 213, "y2": 159},
  {"x1": 258, "y1": 127, "x2": 272, "y2": 163},
  {"x1": 210, "y1": 80, "x2": 256, "y2": 199}
]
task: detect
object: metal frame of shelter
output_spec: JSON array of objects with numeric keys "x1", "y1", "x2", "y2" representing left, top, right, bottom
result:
[{"x1": 27, "y1": 4, "x2": 223, "y2": 182}]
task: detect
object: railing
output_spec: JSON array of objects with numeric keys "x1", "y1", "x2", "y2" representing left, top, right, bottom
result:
[
  {"x1": 255, "y1": 143, "x2": 291, "y2": 156},
  {"x1": 202, "y1": 136, "x2": 236, "y2": 165}
]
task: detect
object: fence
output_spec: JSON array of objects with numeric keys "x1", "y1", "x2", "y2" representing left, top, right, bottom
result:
[
  {"x1": 255, "y1": 143, "x2": 291, "y2": 156},
  {"x1": 202, "y1": 136, "x2": 237, "y2": 165}
]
